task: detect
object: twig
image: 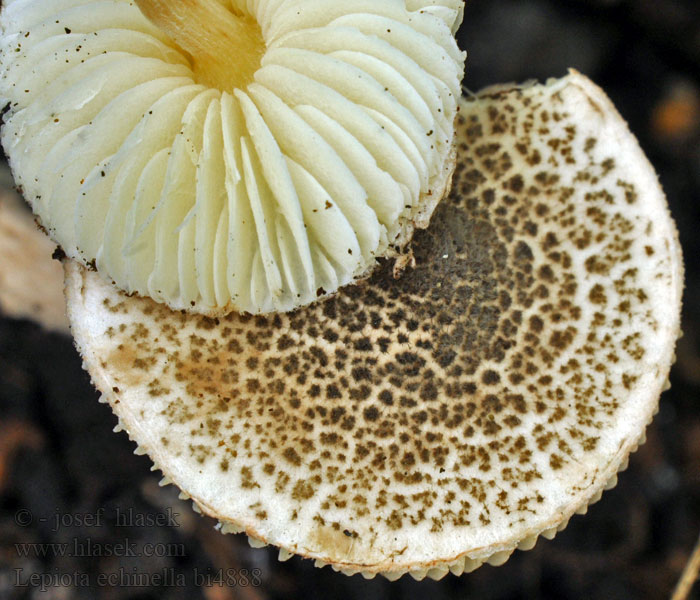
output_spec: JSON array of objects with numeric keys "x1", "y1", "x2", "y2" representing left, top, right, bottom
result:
[{"x1": 672, "y1": 531, "x2": 700, "y2": 600}]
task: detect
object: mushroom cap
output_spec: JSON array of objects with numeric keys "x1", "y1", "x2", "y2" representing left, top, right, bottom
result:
[
  {"x1": 0, "y1": 0, "x2": 464, "y2": 315},
  {"x1": 0, "y1": 191, "x2": 69, "y2": 333},
  {"x1": 64, "y1": 71, "x2": 683, "y2": 578}
]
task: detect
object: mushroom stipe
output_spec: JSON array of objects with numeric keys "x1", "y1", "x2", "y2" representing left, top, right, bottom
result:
[{"x1": 64, "y1": 71, "x2": 683, "y2": 579}]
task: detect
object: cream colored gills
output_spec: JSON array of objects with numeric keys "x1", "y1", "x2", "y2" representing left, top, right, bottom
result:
[
  {"x1": 0, "y1": 0, "x2": 465, "y2": 315},
  {"x1": 272, "y1": 26, "x2": 457, "y2": 127}
]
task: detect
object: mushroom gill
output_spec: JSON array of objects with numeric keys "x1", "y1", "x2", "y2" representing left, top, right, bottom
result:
[
  {"x1": 0, "y1": 0, "x2": 465, "y2": 314},
  {"x1": 64, "y1": 72, "x2": 683, "y2": 578}
]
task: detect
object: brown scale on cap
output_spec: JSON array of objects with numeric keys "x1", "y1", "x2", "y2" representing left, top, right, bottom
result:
[{"x1": 66, "y1": 72, "x2": 682, "y2": 577}]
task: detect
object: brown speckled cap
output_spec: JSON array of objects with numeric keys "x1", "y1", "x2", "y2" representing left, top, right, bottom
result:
[{"x1": 64, "y1": 71, "x2": 683, "y2": 579}]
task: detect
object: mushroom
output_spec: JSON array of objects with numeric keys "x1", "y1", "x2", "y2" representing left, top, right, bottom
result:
[
  {"x1": 62, "y1": 71, "x2": 683, "y2": 579},
  {"x1": 0, "y1": 0, "x2": 465, "y2": 314},
  {"x1": 0, "y1": 190, "x2": 68, "y2": 333}
]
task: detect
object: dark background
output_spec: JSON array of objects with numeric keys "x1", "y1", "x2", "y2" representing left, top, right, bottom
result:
[{"x1": 1, "y1": 1, "x2": 699, "y2": 598}]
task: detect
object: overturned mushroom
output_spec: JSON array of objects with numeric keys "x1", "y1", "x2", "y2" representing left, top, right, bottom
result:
[
  {"x1": 0, "y1": 0, "x2": 464, "y2": 314},
  {"x1": 63, "y1": 72, "x2": 683, "y2": 579}
]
